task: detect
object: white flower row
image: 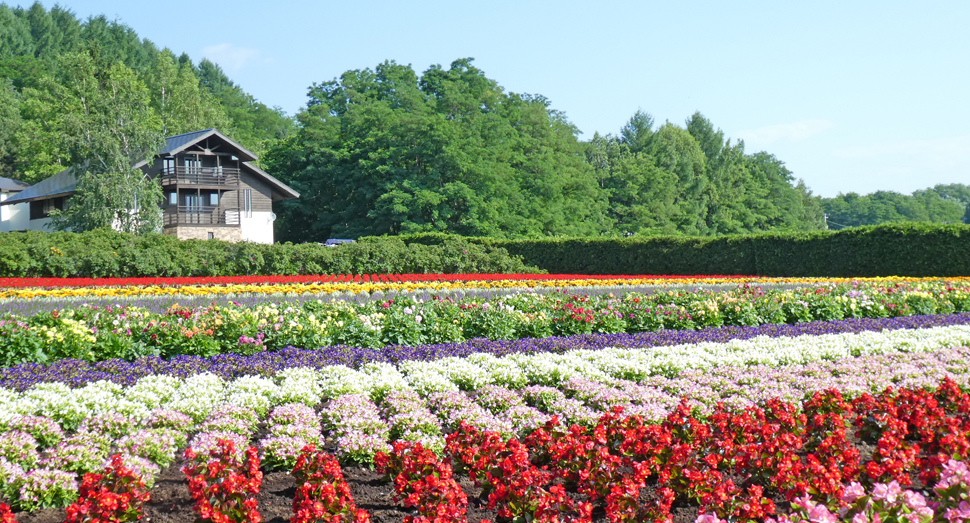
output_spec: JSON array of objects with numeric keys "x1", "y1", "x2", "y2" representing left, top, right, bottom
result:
[{"x1": 1, "y1": 325, "x2": 969, "y2": 431}]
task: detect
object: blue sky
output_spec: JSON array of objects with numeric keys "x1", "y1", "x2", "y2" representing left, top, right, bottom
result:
[{"x1": 22, "y1": 0, "x2": 970, "y2": 197}]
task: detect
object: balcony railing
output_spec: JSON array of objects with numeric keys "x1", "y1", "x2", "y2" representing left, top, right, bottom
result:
[
  {"x1": 160, "y1": 167, "x2": 240, "y2": 187},
  {"x1": 164, "y1": 206, "x2": 240, "y2": 226}
]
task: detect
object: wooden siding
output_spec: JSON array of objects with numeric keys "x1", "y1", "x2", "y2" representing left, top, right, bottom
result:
[{"x1": 234, "y1": 170, "x2": 274, "y2": 213}]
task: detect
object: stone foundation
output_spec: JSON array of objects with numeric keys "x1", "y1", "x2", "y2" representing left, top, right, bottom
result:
[{"x1": 164, "y1": 226, "x2": 242, "y2": 242}]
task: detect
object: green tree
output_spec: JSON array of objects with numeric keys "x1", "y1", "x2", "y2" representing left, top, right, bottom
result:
[
  {"x1": 0, "y1": 77, "x2": 20, "y2": 177},
  {"x1": 46, "y1": 52, "x2": 164, "y2": 234},
  {"x1": 587, "y1": 133, "x2": 680, "y2": 235},
  {"x1": 646, "y1": 123, "x2": 709, "y2": 234},
  {"x1": 269, "y1": 58, "x2": 609, "y2": 241},
  {"x1": 23, "y1": 1, "x2": 55, "y2": 60},
  {"x1": 619, "y1": 109, "x2": 654, "y2": 154},
  {"x1": 0, "y1": 4, "x2": 34, "y2": 57},
  {"x1": 144, "y1": 51, "x2": 230, "y2": 135}
]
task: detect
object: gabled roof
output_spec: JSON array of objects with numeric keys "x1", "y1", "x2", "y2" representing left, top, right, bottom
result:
[
  {"x1": 0, "y1": 177, "x2": 31, "y2": 192},
  {"x1": 131, "y1": 128, "x2": 258, "y2": 168},
  {"x1": 1, "y1": 169, "x2": 76, "y2": 205},
  {"x1": 2, "y1": 128, "x2": 298, "y2": 206}
]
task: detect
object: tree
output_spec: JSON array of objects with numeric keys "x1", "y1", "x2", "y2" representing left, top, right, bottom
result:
[
  {"x1": 143, "y1": 51, "x2": 230, "y2": 135},
  {"x1": 0, "y1": 4, "x2": 34, "y2": 57},
  {"x1": 46, "y1": 52, "x2": 164, "y2": 234},
  {"x1": 269, "y1": 58, "x2": 609, "y2": 241},
  {"x1": 587, "y1": 133, "x2": 680, "y2": 235},
  {"x1": 646, "y1": 123, "x2": 710, "y2": 234},
  {"x1": 0, "y1": 78, "x2": 20, "y2": 177},
  {"x1": 619, "y1": 109, "x2": 654, "y2": 154},
  {"x1": 23, "y1": 2, "x2": 55, "y2": 60}
]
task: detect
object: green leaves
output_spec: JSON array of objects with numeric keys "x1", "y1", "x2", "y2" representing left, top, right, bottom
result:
[{"x1": 271, "y1": 59, "x2": 610, "y2": 241}]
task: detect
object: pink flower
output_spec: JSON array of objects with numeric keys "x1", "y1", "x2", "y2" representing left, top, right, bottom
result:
[
  {"x1": 945, "y1": 501, "x2": 970, "y2": 523},
  {"x1": 807, "y1": 503, "x2": 837, "y2": 523},
  {"x1": 843, "y1": 482, "x2": 867, "y2": 504},
  {"x1": 872, "y1": 481, "x2": 901, "y2": 504},
  {"x1": 903, "y1": 490, "x2": 927, "y2": 510}
]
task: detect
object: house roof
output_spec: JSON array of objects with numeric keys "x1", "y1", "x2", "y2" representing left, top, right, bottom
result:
[
  {"x1": 0, "y1": 177, "x2": 31, "y2": 192},
  {"x1": 2, "y1": 129, "x2": 298, "y2": 206},
  {"x1": 131, "y1": 129, "x2": 258, "y2": 168},
  {"x1": 245, "y1": 162, "x2": 300, "y2": 200},
  {"x1": 0, "y1": 169, "x2": 76, "y2": 205}
]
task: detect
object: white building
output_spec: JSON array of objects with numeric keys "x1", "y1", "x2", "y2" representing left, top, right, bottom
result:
[
  {"x1": 0, "y1": 129, "x2": 299, "y2": 244},
  {"x1": 0, "y1": 177, "x2": 31, "y2": 233}
]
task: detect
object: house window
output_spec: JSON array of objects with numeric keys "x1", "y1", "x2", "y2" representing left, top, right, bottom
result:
[
  {"x1": 209, "y1": 193, "x2": 219, "y2": 206},
  {"x1": 162, "y1": 157, "x2": 175, "y2": 174},
  {"x1": 185, "y1": 156, "x2": 201, "y2": 174},
  {"x1": 243, "y1": 189, "x2": 252, "y2": 218},
  {"x1": 168, "y1": 192, "x2": 177, "y2": 206},
  {"x1": 185, "y1": 194, "x2": 203, "y2": 211},
  {"x1": 207, "y1": 232, "x2": 214, "y2": 240},
  {"x1": 29, "y1": 197, "x2": 64, "y2": 220}
]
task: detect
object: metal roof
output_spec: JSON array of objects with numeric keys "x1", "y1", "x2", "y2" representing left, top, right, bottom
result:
[
  {"x1": 1, "y1": 128, "x2": 297, "y2": 206},
  {"x1": 0, "y1": 169, "x2": 76, "y2": 205},
  {"x1": 0, "y1": 177, "x2": 30, "y2": 192},
  {"x1": 132, "y1": 129, "x2": 259, "y2": 168}
]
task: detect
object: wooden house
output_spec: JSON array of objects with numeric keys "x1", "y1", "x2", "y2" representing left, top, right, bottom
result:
[{"x1": 0, "y1": 129, "x2": 299, "y2": 243}]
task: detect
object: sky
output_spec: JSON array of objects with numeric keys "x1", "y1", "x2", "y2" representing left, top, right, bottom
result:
[{"x1": 18, "y1": 0, "x2": 970, "y2": 197}]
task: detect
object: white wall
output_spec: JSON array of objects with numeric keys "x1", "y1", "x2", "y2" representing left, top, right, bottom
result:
[
  {"x1": 0, "y1": 194, "x2": 30, "y2": 232},
  {"x1": 240, "y1": 211, "x2": 275, "y2": 244},
  {"x1": 27, "y1": 216, "x2": 52, "y2": 231}
]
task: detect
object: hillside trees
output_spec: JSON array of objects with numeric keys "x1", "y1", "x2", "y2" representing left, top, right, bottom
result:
[
  {"x1": 0, "y1": 2, "x2": 291, "y2": 180},
  {"x1": 269, "y1": 58, "x2": 829, "y2": 242},
  {"x1": 585, "y1": 111, "x2": 825, "y2": 238}
]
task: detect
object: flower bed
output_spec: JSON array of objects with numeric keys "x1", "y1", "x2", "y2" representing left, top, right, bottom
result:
[
  {"x1": 4, "y1": 274, "x2": 970, "y2": 522},
  {"x1": 0, "y1": 274, "x2": 965, "y2": 300},
  {"x1": 11, "y1": 376, "x2": 970, "y2": 523},
  {"x1": 0, "y1": 313, "x2": 967, "y2": 391},
  {"x1": 2, "y1": 281, "x2": 969, "y2": 367}
]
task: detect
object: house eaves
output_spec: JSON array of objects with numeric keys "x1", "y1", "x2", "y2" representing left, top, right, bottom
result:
[
  {"x1": 244, "y1": 162, "x2": 300, "y2": 200},
  {"x1": 0, "y1": 169, "x2": 76, "y2": 206},
  {"x1": 0, "y1": 177, "x2": 31, "y2": 193},
  {"x1": 131, "y1": 129, "x2": 259, "y2": 169}
]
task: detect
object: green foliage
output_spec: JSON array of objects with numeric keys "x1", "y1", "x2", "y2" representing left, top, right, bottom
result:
[
  {"x1": 0, "y1": 2, "x2": 291, "y2": 181},
  {"x1": 0, "y1": 228, "x2": 539, "y2": 277},
  {"x1": 268, "y1": 58, "x2": 610, "y2": 242},
  {"x1": 822, "y1": 185, "x2": 970, "y2": 228},
  {"x1": 36, "y1": 52, "x2": 165, "y2": 233}
]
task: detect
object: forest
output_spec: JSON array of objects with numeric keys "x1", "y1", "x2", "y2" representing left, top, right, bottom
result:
[{"x1": 1, "y1": 2, "x2": 966, "y2": 242}]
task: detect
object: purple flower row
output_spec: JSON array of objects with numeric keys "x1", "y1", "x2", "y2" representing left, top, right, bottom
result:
[{"x1": 1, "y1": 313, "x2": 968, "y2": 393}]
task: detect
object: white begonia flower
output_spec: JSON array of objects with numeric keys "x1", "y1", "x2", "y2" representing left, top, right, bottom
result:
[{"x1": 124, "y1": 375, "x2": 183, "y2": 409}]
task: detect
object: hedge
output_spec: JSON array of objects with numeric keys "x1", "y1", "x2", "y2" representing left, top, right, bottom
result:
[
  {"x1": 1, "y1": 223, "x2": 966, "y2": 278},
  {"x1": 0, "y1": 229, "x2": 537, "y2": 278},
  {"x1": 392, "y1": 223, "x2": 970, "y2": 277}
]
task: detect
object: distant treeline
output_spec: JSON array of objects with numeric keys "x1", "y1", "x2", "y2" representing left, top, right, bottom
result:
[{"x1": 821, "y1": 185, "x2": 970, "y2": 229}]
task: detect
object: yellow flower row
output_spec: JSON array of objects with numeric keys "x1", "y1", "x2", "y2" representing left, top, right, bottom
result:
[{"x1": 1, "y1": 275, "x2": 968, "y2": 300}]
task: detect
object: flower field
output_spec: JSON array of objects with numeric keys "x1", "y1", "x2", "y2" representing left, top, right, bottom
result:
[{"x1": 3, "y1": 274, "x2": 970, "y2": 523}]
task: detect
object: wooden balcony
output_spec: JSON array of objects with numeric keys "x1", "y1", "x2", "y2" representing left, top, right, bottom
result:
[
  {"x1": 159, "y1": 167, "x2": 240, "y2": 187},
  {"x1": 163, "y1": 206, "x2": 240, "y2": 227}
]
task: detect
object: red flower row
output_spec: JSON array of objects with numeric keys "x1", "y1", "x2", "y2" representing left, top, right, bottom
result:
[{"x1": 52, "y1": 378, "x2": 970, "y2": 523}]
